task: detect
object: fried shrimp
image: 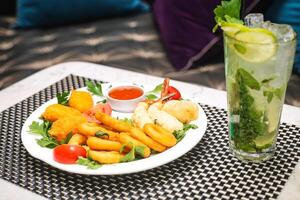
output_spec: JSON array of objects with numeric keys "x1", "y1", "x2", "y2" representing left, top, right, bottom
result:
[
  {"x1": 87, "y1": 137, "x2": 122, "y2": 151},
  {"x1": 119, "y1": 132, "x2": 151, "y2": 157},
  {"x1": 143, "y1": 124, "x2": 176, "y2": 147},
  {"x1": 129, "y1": 127, "x2": 166, "y2": 152},
  {"x1": 88, "y1": 150, "x2": 124, "y2": 164},
  {"x1": 49, "y1": 116, "x2": 87, "y2": 142},
  {"x1": 162, "y1": 100, "x2": 199, "y2": 123},
  {"x1": 77, "y1": 122, "x2": 119, "y2": 141},
  {"x1": 69, "y1": 90, "x2": 94, "y2": 112},
  {"x1": 42, "y1": 104, "x2": 82, "y2": 121},
  {"x1": 148, "y1": 102, "x2": 183, "y2": 133},
  {"x1": 95, "y1": 112, "x2": 132, "y2": 132},
  {"x1": 132, "y1": 102, "x2": 153, "y2": 129}
]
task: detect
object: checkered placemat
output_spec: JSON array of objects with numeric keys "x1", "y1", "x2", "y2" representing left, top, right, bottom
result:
[{"x1": 1, "y1": 74, "x2": 300, "y2": 200}]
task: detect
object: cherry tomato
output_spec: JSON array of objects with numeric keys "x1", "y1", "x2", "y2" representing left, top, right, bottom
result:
[
  {"x1": 168, "y1": 86, "x2": 181, "y2": 100},
  {"x1": 53, "y1": 144, "x2": 86, "y2": 164},
  {"x1": 83, "y1": 103, "x2": 112, "y2": 123}
]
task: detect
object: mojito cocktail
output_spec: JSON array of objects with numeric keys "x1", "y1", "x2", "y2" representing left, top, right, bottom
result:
[{"x1": 222, "y1": 14, "x2": 297, "y2": 161}]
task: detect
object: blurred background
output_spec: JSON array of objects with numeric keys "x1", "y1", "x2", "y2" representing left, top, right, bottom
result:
[{"x1": 0, "y1": 0, "x2": 299, "y2": 106}]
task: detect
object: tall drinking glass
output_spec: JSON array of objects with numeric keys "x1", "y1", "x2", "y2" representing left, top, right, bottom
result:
[{"x1": 224, "y1": 24, "x2": 297, "y2": 162}]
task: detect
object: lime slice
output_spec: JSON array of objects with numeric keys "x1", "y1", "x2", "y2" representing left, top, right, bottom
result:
[
  {"x1": 233, "y1": 29, "x2": 277, "y2": 62},
  {"x1": 255, "y1": 131, "x2": 276, "y2": 149},
  {"x1": 221, "y1": 22, "x2": 249, "y2": 37}
]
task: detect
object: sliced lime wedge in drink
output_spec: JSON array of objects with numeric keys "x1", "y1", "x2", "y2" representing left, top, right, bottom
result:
[
  {"x1": 221, "y1": 22, "x2": 249, "y2": 37},
  {"x1": 233, "y1": 28, "x2": 277, "y2": 62},
  {"x1": 255, "y1": 131, "x2": 276, "y2": 149}
]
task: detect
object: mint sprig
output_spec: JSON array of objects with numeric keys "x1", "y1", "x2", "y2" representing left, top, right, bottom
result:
[{"x1": 213, "y1": 0, "x2": 243, "y2": 32}]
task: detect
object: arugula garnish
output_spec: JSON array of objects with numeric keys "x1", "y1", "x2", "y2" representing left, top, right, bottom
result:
[
  {"x1": 119, "y1": 118, "x2": 134, "y2": 126},
  {"x1": 95, "y1": 131, "x2": 109, "y2": 138},
  {"x1": 56, "y1": 92, "x2": 70, "y2": 106},
  {"x1": 119, "y1": 143, "x2": 145, "y2": 162},
  {"x1": 76, "y1": 157, "x2": 102, "y2": 169},
  {"x1": 60, "y1": 132, "x2": 73, "y2": 144},
  {"x1": 213, "y1": 0, "x2": 243, "y2": 32},
  {"x1": 173, "y1": 124, "x2": 198, "y2": 142},
  {"x1": 86, "y1": 81, "x2": 103, "y2": 96},
  {"x1": 145, "y1": 83, "x2": 163, "y2": 100},
  {"x1": 29, "y1": 120, "x2": 58, "y2": 148},
  {"x1": 145, "y1": 94, "x2": 158, "y2": 100}
]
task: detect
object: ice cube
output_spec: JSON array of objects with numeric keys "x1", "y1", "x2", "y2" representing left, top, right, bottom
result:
[
  {"x1": 262, "y1": 22, "x2": 296, "y2": 42},
  {"x1": 244, "y1": 13, "x2": 264, "y2": 28}
]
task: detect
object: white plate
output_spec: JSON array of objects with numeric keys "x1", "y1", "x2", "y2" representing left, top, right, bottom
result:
[{"x1": 21, "y1": 82, "x2": 207, "y2": 175}]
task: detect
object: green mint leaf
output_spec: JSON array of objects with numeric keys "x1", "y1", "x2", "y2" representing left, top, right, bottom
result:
[
  {"x1": 263, "y1": 90, "x2": 274, "y2": 103},
  {"x1": 213, "y1": 0, "x2": 242, "y2": 32},
  {"x1": 29, "y1": 121, "x2": 45, "y2": 135},
  {"x1": 224, "y1": 15, "x2": 243, "y2": 24},
  {"x1": 173, "y1": 124, "x2": 198, "y2": 142},
  {"x1": 237, "y1": 68, "x2": 261, "y2": 90},
  {"x1": 86, "y1": 81, "x2": 103, "y2": 96},
  {"x1": 145, "y1": 94, "x2": 158, "y2": 100},
  {"x1": 95, "y1": 131, "x2": 109, "y2": 138},
  {"x1": 76, "y1": 157, "x2": 102, "y2": 169},
  {"x1": 233, "y1": 44, "x2": 246, "y2": 54},
  {"x1": 56, "y1": 92, "x2": 70, "y2": 106},
  {"x1": 60, "y1": 132, "x2": 73, "y2": 144}
]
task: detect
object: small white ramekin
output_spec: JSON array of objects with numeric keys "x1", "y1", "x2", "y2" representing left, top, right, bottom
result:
[{"x1": 106, "y1": 85, "x2": 145, "y2": 113}]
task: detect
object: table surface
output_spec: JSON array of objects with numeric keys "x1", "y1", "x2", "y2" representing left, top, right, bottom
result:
[{"x1": 0, "y1": 61, "x2": 299, "y2": 200}]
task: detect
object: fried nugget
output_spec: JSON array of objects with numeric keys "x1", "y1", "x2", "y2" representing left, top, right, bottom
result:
[
  {"x1": 89, "y1": 150, "x2": 124, "y2": 164},
  {"x1": 69, "y1": 90, "x2": 94, "y2": 113},
  {"x1": 87, "y1": 136, "x2": 122, "y2": 151},
  {"x1": 77, "y1": 122, "x2": 119, "y2": 141},
  {"x1": 49, "y1": 116, "x2": 87, "y2": 142},
  {"x1": 42, "y1": 104, "x2": 82, "y2": 121},
  {"x1": 119, "y1": 132, "x2": 151, "y2": 157},
  {"x1": 162, "y1": 100, "x2": 199, "y2": 123}
]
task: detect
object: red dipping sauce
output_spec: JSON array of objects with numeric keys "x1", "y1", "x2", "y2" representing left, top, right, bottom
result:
[{"x1": 108, "y1": 86, "x2": 143, "y2": 100}]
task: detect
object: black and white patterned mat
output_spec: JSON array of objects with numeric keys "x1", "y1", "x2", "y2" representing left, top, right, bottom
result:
[{"x1": 1, "y1": 74, "x2": 300, "y2": 200}]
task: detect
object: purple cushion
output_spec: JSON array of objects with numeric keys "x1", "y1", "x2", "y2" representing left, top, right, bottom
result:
[{"x1": 153, "y1": 0, "x2": 263, "y2": 70}]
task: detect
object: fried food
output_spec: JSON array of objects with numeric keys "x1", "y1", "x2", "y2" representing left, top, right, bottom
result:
[
  {"x1": 88, "y1": 150, "x2": 124, "y2": 164},
  {"x1": 162, "y1": 100, "x2": 199, "y2": 123},
  {"x1": 143, "y1": 123, "x2": 176, "y2": 147},
  {"x1": 132, "y1": 102, "x2": 153, "y2": 129},
  {"x1": 148, "y1": 102, "x2": 183, "y2": 133},
  {"x1": 77, "y1": 122, "x2": 119, "y2": 141},
  {"x1": 129, "y1": 127, "x2": 166, "y2": 152},
  {"x1": 68, "y1": 134, "x2": 87, "y2": 145},
  {"x1": 87, "y1": 136, "x2": 122, "y2": 151},
  {"x1": 49, "y1": 116, "x2": 87, "y2": 142},
  {"x1": 42, "y1": 104, "x2": 82, "y2": 121},
  {"x1": 95, "y1": 112, "x2": 131, "y2": 132},
  {"x1": 119, "y1": 132, "x2": 151, "y2": 157},
  {"x1": 69, "y1": 90, "x2": 94, "y2": 113}
]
